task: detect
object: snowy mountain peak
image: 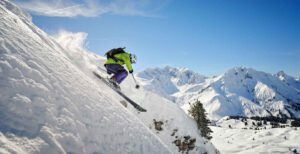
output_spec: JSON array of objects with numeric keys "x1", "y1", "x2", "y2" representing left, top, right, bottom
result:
[
  {"x1": 140, "y1": 66, "x2": 300, "y2": 120},
  {"x1": 197, "y1": 67, "x2": 300, "y2": 120},
  {"x1": 222, "y1": 67, "x2": 260, "y2": 78},
  {"x1": 137, "y1": 66, "x2": 207, "y2": 101},
  {"x1": 138, "y1": 66, "x2": 206, "y2": 85},
  {"x1": 275, "y1": 71, "x2": 300, "y2": 92},
  {"x1": 275, "y1": 70, "x2": 289, "y2": 81},
  {"x1": 224, "y1": 66, "x2": 249, "y2": 73},
  {"x1": 276, "y1": 70, "x2": 287, "y2": 76}
]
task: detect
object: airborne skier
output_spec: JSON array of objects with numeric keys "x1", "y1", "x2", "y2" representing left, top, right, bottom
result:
[
  {"x1": 104, "y1": 47, "x2": 137, "y2": 89},
  {"x1": 93, "y1": 47, "x2": 146, "y2": 112}
]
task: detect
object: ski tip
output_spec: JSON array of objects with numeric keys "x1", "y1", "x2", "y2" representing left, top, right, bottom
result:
[
  {"x1": 92, "y1": 71, "x2": 97, "y2": 75},
  {"x1": 137, "y1": 108, "x2": 147, "y2": 112}
]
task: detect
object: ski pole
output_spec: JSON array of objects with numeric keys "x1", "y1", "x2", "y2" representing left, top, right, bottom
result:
[{"x1": 131, "y1": 74, "x2": 140, "y2": 89}]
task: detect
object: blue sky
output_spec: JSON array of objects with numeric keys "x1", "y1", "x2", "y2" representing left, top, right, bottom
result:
[{"x1": 16, "y1": 0, "x2": 300, "y2": 77}]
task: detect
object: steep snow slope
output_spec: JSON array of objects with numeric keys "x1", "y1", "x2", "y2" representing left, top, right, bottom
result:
[
  {"x1": 137, "y1": 66, "x2": 207, "y2": 102},
  {"x1": 0, "y1": 1, "x2": 171, "y2": 153},
  {"x1": 52, "y1": 30, "x2": 218, "y2": 153},
  {"x1": 0, "y1": 1, "x2": 217, "y2": 153},
  {"x1": 119, "y1": 81, "x2": 217, "y2": 154}
]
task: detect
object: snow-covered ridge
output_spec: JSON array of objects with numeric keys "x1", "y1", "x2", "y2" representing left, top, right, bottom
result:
[
  {"x1": 139, "y1": 66, "x2": 300, "y2": 120},
  {"x1": 0, "y1": 1, "x2": 217, "y2": 153},
  {"x1": 196, "y1": 67, "x2": 300, "y2": 120},
  {"x1": 138, "y1": 66, "x2": 206, "y2": 85},
  {"x1": 275, "y1": 70, "x2": 300, "y2": 92},
  {"x1": 137, "y1": 66, "x2": 207, "y2": 101}
]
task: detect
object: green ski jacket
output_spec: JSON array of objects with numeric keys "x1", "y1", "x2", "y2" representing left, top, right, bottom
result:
[{"x1": 105, "y1": 52, "x2": 133, "y2": 72}]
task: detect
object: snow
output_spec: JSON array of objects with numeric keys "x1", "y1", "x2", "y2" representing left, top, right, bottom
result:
[
  {"x1": 1, "y1": 0, "x2": 298, "y2": 153},
  {"x1": 0, "y1": 0, "x2": 217, "y2": 153},
  {"x1": 208, "y1": 117, "x2": 300, "y2": 154},
  {"x1": 0, "y1": 1, "x2": 171, "y2": 153},
  {"x1": 198, "y1": 67, "x2": 300, "y2": 120},
  {"x1": 119, "y1": 83, "x2": 217, "y2": 154},
  {"x1": 275, "y1": 71, "x2": 300, "y2": 92},
  {"x1": 139, "y1": 67, "x2": 300, "y2": 153},
  {"x1": 137, "y1": 66, "x2": 207, "y2": 102},
  {"x1": 139, "y1": 67, "x2": 300, "y2": 120},
  {"x1": 210, "y1": 126, "x2": 300, "y2": 154}
]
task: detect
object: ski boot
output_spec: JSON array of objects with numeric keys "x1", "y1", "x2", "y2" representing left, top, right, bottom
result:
[{"x1": 108, "y1": 77, "x2": 121, "y2": 90}]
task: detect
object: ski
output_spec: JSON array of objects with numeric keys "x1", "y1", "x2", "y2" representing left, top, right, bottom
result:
[{"x1": 93, "y1": 71, "x2": 147, "y2": 112}]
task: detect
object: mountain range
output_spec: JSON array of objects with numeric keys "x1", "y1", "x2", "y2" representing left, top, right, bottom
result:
[
  {"x1": 137, "y1": 66, "x2": 300, "y2": 120},
  {"x1": 1, "y1": 0, "x2": 299, "y2": 153}
]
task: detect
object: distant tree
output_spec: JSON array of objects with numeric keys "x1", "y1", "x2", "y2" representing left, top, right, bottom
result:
[
  {"x1": 263, "y1": 120, "x2": 267, "y2": 125},
  {"x1": 271, "y1": 122, "x2": 280, "y2": 128},
  {"x1": 189, "y1": 100, "x2": 212, "y2": 140},
  {"x1": 257, "y1": 121, "x2": 262, "y2": 127},
  {"x1": 291, "y1": 119, "x2": 300, "y2": 127}
]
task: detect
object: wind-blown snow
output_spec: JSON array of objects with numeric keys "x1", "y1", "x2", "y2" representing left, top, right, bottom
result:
[{"x1": 0, "y1": 0, "x2": 217, "y2": 153}]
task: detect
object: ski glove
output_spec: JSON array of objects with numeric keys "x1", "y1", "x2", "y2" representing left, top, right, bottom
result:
[{"x1": 129, "y1": 70, "x2": 133, "y2": 74}]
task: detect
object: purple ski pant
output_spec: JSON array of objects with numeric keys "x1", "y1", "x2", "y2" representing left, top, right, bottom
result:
[{"x1": 105, "y1": 64, "x2": 128, "y2": 84}]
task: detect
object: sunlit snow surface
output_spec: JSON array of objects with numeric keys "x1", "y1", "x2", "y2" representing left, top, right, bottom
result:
[
  {"x1": 210, "y1": 126, "x2": 300, "y2": 154},
  {"x1": 0, "y1": 0, "x2": 217, "y2": 153}
]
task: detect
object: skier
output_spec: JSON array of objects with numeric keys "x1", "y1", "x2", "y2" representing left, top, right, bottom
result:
[{"x1": 104, "y1": 47, "x2": 137, "y2": 89}]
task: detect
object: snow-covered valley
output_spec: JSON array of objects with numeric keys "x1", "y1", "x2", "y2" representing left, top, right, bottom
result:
[
  {"x1": 211, "y1": 126, "x2": 300, "y2": 154},
  {"x1": 210, "y1": 117, "x2": 300, "y2": 154}
]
